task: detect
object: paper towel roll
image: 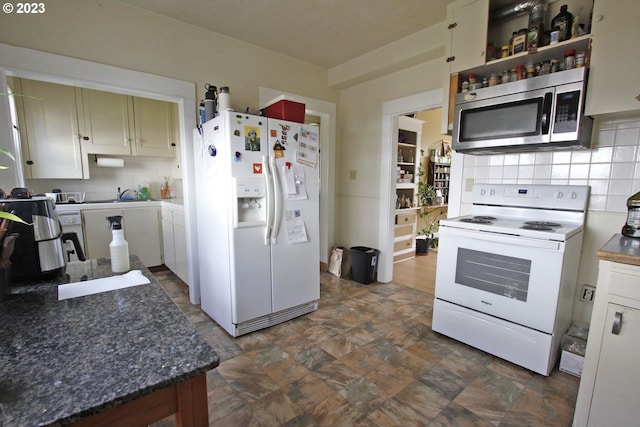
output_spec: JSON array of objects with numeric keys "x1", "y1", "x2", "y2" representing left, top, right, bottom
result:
[{"x1": 96, "y1": 157, "x2": 124, "y2": 168}]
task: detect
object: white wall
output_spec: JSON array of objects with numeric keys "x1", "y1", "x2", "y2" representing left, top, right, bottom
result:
[
  {"x1": 335, "y1": 59, "x2": 445, "y2": 252},
  {"x1": 457, "y1": 114, "x2": 640, "y2": 323},
  {"x1": 0, "y1": 0, "x2": 335, "y2": 110}
]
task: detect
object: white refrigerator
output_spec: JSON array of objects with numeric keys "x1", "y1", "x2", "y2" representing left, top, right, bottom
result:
[{"x1": 193, "y1": 111, "x2": 320, "y2": 336}]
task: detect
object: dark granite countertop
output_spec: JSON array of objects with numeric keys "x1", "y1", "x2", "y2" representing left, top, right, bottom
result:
[
  {"x1": 0, "y1": 256, "x2": 219, "y2": 427},
  {"x1": 598, "y1": 234, "x2": 640, "y2": 266}
]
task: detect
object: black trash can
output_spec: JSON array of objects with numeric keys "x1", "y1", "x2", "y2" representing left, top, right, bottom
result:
[{"x1": 349, "y1": 246, "x2": 379, "y2": 284}]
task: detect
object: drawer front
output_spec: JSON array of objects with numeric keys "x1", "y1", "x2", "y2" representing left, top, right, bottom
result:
[
  {"x1": 609, "y1": 268, "x2": 640, "y2": 302},
  {"x1": 395, "y1": 212, "x2": 416, "y2": 225},
  {"x1": 395, "y1": 223, "x2": 414, "y2": 237},
  {"x1": 394, "y1": 237, "x2": 413, "y2": 252},
  {"x1": 394, "y1": 251, "x2": 415, "y2": 262}
]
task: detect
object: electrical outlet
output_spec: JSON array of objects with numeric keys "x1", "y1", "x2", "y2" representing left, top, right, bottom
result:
[
  {"x1": 580, "y1": 285, "x2": 595, "y2": 303},
  {"x1": 465, "y1": 178, "x2": 474, "y2": 192}
]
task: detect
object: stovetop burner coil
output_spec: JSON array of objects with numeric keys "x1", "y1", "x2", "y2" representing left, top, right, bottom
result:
[
  {"x1": 460, "y1": 217, "x2": 495, "y2": 224},
  {"x1": 460, "y1": 216, "x2": 496, "y2": 224},
  {"x1": 524, "y1": 221, "x2": 562, "y2": 227}
]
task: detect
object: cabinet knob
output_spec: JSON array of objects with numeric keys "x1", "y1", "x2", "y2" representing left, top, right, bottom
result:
[
  {"x1": 445, "y1": 56, "x2": 456, "y2": 63},
  {"x1": 448, "y1": 22, "x2": 457, "y2": 30},
  {"x1": 82, "y1": 136, "x2": 90, "y2": 141},
  {"x1": 26, "y1": 160, "x2": 34, "y2": 165},
  {"x1": 171, "y1": 143, "x2": 176, "y2": 147}
]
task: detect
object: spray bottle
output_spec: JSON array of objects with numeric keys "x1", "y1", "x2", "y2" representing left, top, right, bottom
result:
[{"x1": 107, "y1": 215, "x2": 130, "y2": 273}]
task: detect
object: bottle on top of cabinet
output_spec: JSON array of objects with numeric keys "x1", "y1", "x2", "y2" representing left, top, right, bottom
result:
[
  {"x1": 527, "y1": 0, "x2": 547, "y2": 51},
  {"x1": 552, "y1": 5, "x2": 574, "y2": 42}
]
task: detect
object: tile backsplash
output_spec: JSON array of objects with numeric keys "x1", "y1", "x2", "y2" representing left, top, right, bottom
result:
[
  {"x1": 462, "y1": 115, "x2": 640, "y2": 213},
  {"x1": 26, "y1": 156, "x2": 181, "y2": 201}
]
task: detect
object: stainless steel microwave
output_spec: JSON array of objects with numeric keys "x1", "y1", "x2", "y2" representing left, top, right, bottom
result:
[{"x1": 452, "y1": 67, "x2": 592, "y2": 154}]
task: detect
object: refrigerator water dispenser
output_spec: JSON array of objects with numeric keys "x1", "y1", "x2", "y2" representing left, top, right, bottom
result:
[{"x1": 233, "y1": 177, "x2": 266, "y2": 227}]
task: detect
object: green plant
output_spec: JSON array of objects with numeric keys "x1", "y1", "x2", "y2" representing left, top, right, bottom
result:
[{"x1": 416, "y1": 149, "x2": 444, "y2": 246}]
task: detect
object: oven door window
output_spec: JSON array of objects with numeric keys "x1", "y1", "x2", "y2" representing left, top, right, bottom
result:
[
  {"x1": 456, "y1": 248, "x2": 531, "y2": 301},
  {"x1": 459, "y1": 98, "x2": 542, "y2": 142}
]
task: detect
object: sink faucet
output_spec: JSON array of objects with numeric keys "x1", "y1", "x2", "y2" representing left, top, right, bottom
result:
[{"x1": 117, "y1": 187, "x2": 130, "y2": 200}]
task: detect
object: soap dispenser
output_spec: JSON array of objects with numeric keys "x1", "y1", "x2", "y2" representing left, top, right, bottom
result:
[{"x1": 107, "y1": 215, "x2": 130, "y2": 273}]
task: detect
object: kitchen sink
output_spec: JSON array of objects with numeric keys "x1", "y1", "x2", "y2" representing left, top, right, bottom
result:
[{"x1": 85, "y1": 199, "x2": 159, "y2": 204}]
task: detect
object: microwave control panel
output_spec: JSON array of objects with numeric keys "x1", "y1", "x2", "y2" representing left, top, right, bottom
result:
[{"x1": 553, "y1": 90, "x2": 580, "y2": 134}]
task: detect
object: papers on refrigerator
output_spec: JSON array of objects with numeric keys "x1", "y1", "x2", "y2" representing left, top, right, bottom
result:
[
  {"x1": 296, "y1": 127, "x2": 319, "y2": 168},
  {"x1": 282, "y1": 164, "x2": 308, "y2": 200},
  {"x1": 284, "y1": 209, "x2": 308, "y2": 244}
]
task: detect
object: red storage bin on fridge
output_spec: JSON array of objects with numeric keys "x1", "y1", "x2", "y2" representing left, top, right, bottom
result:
[{"x1": 263, "y1": 100, "x2": 305, "y2": 123}]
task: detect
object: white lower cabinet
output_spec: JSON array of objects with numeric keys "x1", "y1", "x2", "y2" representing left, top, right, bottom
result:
[
  {"x1": 573, "y1": 257, "x2": 640, "y2": 426},
  {"x1": 82, "y1": 206, "x2": 162, "y2": 267},
  {"x1": 161, "y1": 206, "x2": 188, "y2": 283}
]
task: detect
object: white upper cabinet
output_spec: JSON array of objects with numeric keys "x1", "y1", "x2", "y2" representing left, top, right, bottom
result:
[
  {"x1": 441, "y1": 0, "x2": 489, "y2": 134},
  {"x1": 446, "y1": 0, "x2": 489, "y2": 74},
  {"x1": 79, "y1": 88, "x2": 132, "y2": 156},
  {"x1": 13, "y1": 79, "x2": 88, "y2": 179},
  {"x1": 131, "y1": 96, "x2": 176, "y2": 158},
  {"x1": 585, "y1": 0, "x2": 640, "y2": 116}
]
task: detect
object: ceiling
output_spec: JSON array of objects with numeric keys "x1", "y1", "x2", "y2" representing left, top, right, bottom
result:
[{"x1": 117, "y1": 0, "x2": 459, "y2": 68}]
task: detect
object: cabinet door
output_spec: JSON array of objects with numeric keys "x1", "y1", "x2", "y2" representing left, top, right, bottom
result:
[
  {"x1": 585, "y1": 1, "x2": 640, "y2": 115},
  {"x1": 447, "y1": 0, "x2": 488, "y2": 74},
  {"x1": 82, "y1": 208, "x2": 123, "y2": 259},
  {"x1": 587, "y1": 303, "x2": 640, "y2": 426},
  {"x1": 161, "y1": 208, "x2": 176, "y2": 271},
  {"x1": 441, "y1": 0, "x2": 489, "y2": 133},
  {"x1": 79, "y1": 88, "x2": 132, "y2": 155},
  {"x1": 17, "y1": 79, "x2": 86, "y2": 179},
  {"x1": 124, "y1": 207, "x2": 162, "y2": 267},
  {"x1": 131, "y1": 97, "x2": 176, "y2": 158},
  {"x1": 172, "y1": 211, "x2": 188, "y2": 283},
  {"x1": 169, "y1": 103, "x2": 183, "y2": 179}
]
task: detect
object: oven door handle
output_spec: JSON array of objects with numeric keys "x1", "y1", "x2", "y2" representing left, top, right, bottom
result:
[{"x1": 441, "y1": 228, "x2": 562, "y2": 250}]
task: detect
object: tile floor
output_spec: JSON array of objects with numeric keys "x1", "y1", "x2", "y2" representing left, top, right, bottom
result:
[{"x1": 153, "y1": 268, "x2": 580, "y2": 427}]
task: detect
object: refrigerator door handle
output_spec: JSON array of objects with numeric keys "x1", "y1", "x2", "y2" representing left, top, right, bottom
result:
[
  {"x1": 270, "y1": 156, "x2": 282, "y2": 244},
  {"x1": 264, "y1": 155, "x2": 273, "y2": 245}
]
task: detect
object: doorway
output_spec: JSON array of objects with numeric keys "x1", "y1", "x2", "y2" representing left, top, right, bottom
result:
[
  {"x1": 377, "y1": 88, "x2": 446, "y2": 285},
  {"x1": 392, "y1": 108, "x2": 450, "y2": 294}
]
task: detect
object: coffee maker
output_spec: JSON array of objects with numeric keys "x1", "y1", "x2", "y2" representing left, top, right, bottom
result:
[{"x1": 2, "y1": 196, "x2": 85, "y2": 281}]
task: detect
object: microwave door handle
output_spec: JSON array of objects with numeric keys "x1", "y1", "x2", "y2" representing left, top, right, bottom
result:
[{"x1": 541, "y1": 92, "x2": 553, "y2": 134}]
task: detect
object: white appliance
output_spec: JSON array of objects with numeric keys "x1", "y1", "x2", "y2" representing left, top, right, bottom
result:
[
  {"x1": 193, "y1": 111, "x2": 320, "y2": 337},
  {"x1": 432, "y1": 183, "x2": 589, "y2": 375},
  {"x1": 453, "y1": 67, "x2": 592, "y2": 154}
]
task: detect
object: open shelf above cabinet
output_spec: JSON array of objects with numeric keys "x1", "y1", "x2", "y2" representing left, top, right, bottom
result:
[{"x1": 461, "y1": 34, "x2": 591, "y2": 83}]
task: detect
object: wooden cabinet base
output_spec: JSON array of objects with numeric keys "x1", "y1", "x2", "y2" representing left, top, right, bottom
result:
[{"x1": 70, "y1": 373, "x2": 208, "y2": 427}]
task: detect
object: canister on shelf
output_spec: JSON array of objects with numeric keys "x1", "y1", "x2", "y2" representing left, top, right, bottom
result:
[
  {"x1": 501, "y1": 45, "x2": 510, "y2": 58},
  {"x1": 486, "y1": 43, "x2": 495, "y2": 61},
  {"x1": 564, "y1": 49, "x2": 576, "y2": 70},
  {"x1": 468, "y1": 74, "x2": 477, "y2": 85},
  {"x1": 489, "y1": 73, "x2": 500, "y2": 86},
  {"x1": 575, "y1": 51, "x2": 586, "y2": 67},
  {"x1": 516, "y1": 64, "x2": 525, "y2": 80},
  {"x1": 461, "y1": 80, "x2": 469, "y2": 92},
  {"x1": 526, "y1": 63, "x2": 535, "y2": 78},
  {"x1": 512, "y1": 28, "x2": 528, "y2": 55},
  {"x1": 539, "y1": 60, "x2": 551, "y2": 75},
  {"x1": 502, "y1": 69, "x2": 510, "y2": 83},
  {"x1": 550, "y1": 59, "x2": 560, "y2": 73}
]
